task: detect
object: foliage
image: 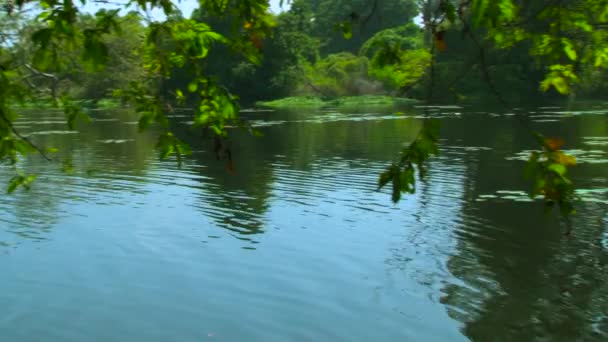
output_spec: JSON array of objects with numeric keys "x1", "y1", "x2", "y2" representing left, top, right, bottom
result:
[
  {"x1": 359, "y1": 24, "x2": 431, "y2": 91},
  {"x1": 369, "y1": 48, "x2": 432, "y2": 90},
  {"x1": 428, "y1": 0, "x2": 608, "y2": 95},
  {"x1": 172, "y1": 2, "x2": 319, "y2": 105},
  {"x1": 381, "y1": 0, "x2": 608, "y2": 220},
  {"x1": 360, "y1": 23, "x2": 424, "y2": 57},
  {"x1": 0, "y1": 0, "x2": 276, "y2": 192},
  {"x1": 524, "y1": 135, "x2": 578, "y2": 217},
  {"x1": 378, "y1": 119, "x2": 439, "y2": 202},
  {"x1": 7, "y1": 173, "x2": 36, "y2": 193},
  {"x1": 301, "y1": 52, "x2": 381, "y2": 97},
  {"x1": 307, "y1": 0, "x2": 419, "y2": 54}
]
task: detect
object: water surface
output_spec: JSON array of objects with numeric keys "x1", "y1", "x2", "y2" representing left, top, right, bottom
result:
[{"x1": 1, "y1": 103, "x2": 607, "y2": 341}]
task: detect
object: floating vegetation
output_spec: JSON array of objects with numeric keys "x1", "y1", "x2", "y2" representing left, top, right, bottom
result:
[
  {"x1": 507, "y1": 149, "x2": 608, "y2": 164},
  {"x1": 91, "y1": 118, "x2": 120, "y2": 122},
  {"x1": 475, "y1": 190, "x2": 538, "y2": 203},
  {"x1": 27, "y1": 130, "x2": 80, "y2": 136},
  {"x1": 256, "y1": 96, "x2": 325, "y2": 108},
  {"x1": 414, "y1": 105, "x2": 463, "y2": 109},
  {"x1": 249, "y1": 120, "x2": 287, "y2": 127},
  {"x1": 475, "y1": 188, "x2": 608, "y2": 204},
  {"x1": 96, "y1": 139, "x2": 134, "y2": 144},
  {"x1": 575, "y1": 188, "x2": 608, "y2": 204},
  {"x1": 582, "y1": 137, "x2": 608, "y2": 146},
  {"x1": 448, "y1": 146, "x2": 493, "y2": 152},
  {"x1": 532, "y1": 119, "x2": 560, "y2": 123},
  {"x1": 256, "y1": 96, "x2": 418, "y2": 109},
  {"x1": 537, "y1": 109, "x2": 608, "y2": 116}
]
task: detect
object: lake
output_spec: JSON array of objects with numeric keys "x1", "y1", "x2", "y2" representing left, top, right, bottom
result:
[{"x1": 1, "y1": 103, "x2": 607, "y2": 341}]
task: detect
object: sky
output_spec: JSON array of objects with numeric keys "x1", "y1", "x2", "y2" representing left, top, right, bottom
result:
[
  {"x1": 80, "y1": 1, "x2": 423, "y2": 26},
  {"x1": 82, "y1": 0, "x2": 290, "y2": 20}
]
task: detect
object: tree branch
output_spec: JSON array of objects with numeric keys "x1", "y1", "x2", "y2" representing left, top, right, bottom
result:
[
  {"x1": 22, "y1": 63, "x2": 59, "y2": 99},
  {"x1": 0, "y1": 110, "x2": 53, "y2": 161}
]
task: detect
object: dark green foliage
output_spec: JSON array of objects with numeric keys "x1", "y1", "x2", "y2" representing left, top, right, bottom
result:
[
  {"x1": 309, "y1": 0, "x2": 419, "y2": 54},
  {"x1": 187, "y1": 2, "x2": 319, "y2": 105}
]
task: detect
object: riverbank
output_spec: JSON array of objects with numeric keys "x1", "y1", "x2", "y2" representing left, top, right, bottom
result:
[{"x1": 11, "y1": 98, "x2": 121, "y2": 110}]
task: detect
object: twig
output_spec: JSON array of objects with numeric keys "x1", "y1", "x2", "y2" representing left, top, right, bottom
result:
[
  {"x1": 22, "y1": 63, "x2": 59, "y2": 99},
  {"x1": 0, "y1": 110, "x2": 53, "y2": 161}
]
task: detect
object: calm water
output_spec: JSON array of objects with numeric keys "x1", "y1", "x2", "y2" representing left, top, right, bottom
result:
[{"x1": 1, "y1": 103, "x2": 607, "y2": 341}]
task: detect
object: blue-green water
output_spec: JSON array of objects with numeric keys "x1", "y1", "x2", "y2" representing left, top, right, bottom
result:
[{"x1": 1, "y1": 104, "x2": 607, "y2": 341}]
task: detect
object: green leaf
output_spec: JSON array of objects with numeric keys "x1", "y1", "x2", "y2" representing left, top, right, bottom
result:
[
  {"x1": 542, "y1": 75, "x2": 570, "y2": 94},
  {"x1": 138, "y1": 112, "x2": 155, "y2": 132},
  {"x1": 155, "y1": 132, "x2": 191, "y2": 161},
  {"x1": 378, "y1": 165, "x2": 396, "y2": 190},
  {"x1": 188, "y1": 81, "x2": 198, "y2": 93},
  {"x1": 7, "y1": 177, "x2": 19, "y2": 194},
  {"x1": 7, "y1": 174, "x2": 37, "y2": 193},
  {"x1": 548, "y1": 163, "x2": 567, "y2": 176},
  {"x1": 13, "y1": 140, "x2": 33, "y2": 156},
  {"x1": 497, "y1": 0, "x2": 517, "y2": 21},
  {"x1": 400, "y1": 167, "x2": 415, "y2": 194},
  {"x1": 562, "y1": 39, "x2": 577, "y2": 61},
  {"x1": 552, "y1": 77, "x2": 570, "y2": 94},
  {"x1": 338, "y1": 22, "x2": 352, "y2": 40},
  {"x1": 471, "y1": 0, "x2": 489, "y2": 27},
  {"x1": 391, "y1": 167, "x2": 401, "y2": 203}
]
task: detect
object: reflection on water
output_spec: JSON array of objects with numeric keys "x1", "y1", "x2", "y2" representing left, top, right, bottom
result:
[{"x1": 0, "y1": 104, "x2": 607, "y2": 340}]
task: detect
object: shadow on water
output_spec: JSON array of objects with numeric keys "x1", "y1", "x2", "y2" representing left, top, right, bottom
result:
[
  {"x1": 432, "y1": 108, "x2": 608, "y2": 340},
  {"x1": 0, "y1": 108, "x2": 159, "y2": 245},
  {"x1": 1, "y1": 106, "x2": 423, "y2": 241},
  {"x1": 170, "y1": 108, "x2": 423, "y2": 236}
]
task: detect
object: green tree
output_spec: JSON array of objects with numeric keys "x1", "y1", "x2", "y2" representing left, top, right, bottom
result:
[
  {"x1": 191, "y1": 5, "x2": 319, "y2": 105},
  {"x1": 376, "y1": 0, "x2": 608, "y2": 217},
  {"x1": 361, "y1": 24, "x2": 430, "y2": 93},
  {"x1": 301, "y1": 52, "x2": 381, "y2": 97},
  {"x1": 309, "y1": 0, "x2": 419, "y2": 54}
]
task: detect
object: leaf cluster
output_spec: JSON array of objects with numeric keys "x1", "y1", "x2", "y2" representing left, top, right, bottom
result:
[{"x1": 378, "y1": 119, "x2": 439, "y2": 202}]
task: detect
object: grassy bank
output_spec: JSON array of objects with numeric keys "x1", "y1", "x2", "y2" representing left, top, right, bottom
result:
[
  {"x1": 256, "y1": 95, "x2": 419, "y2": 109},
  {"x1": 11, "y1": 98, "x2": 122, "y2": 110}
]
